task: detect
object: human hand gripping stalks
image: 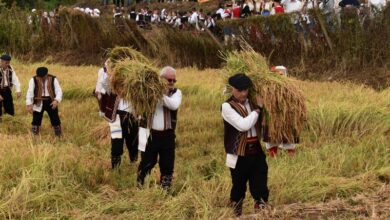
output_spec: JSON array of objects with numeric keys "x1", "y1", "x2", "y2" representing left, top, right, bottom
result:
[{"x1": 223, "y1": 48, "x2": 308, "y2": 143}]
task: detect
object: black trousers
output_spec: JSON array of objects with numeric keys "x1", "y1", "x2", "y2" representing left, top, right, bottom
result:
[
  {"x1": 230, "y1": 151, "x2": 269, "y2": 203},
  {"x1": 0, "y1": 88, "x2": 14, "y2": 116},
  {"x1": 138, "y1": 130, "x2": 175, "y2": 180},
  {"x1": 32, "y1": 99, "x2": 61, "y2": 126},
  {"x1": 111, "y1": 110, "x2": 139, "y2": 161}
]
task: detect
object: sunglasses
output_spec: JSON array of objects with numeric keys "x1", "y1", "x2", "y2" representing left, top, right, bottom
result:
[{"x1": 167, "y1": 79, "x2": 177, "y2": 83}]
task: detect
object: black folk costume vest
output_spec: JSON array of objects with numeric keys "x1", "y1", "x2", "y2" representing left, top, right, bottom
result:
[
  {"x1": 94, "y1": 68, "x2": 123, "y2": 123},
  {"x1": 103, "y1": 93, "x2": 120, "y2": 123},
  {"x1": 162, "y1": 88, "x2": 178, "y2": 131},
  {"x1": 130, "y1": 11, "x2": 137, "y2": 20},
  {"x1": 223, "y1": 97, "x2": 263, "y2": 156},
  {"x1": 0, "y1": 66, "x2": 13, "y2": 89},
  {"x1": 33, "y1": 75, "x2": 56, "y2": 105}
]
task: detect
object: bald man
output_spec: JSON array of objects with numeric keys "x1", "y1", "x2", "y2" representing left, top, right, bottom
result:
[{"x1": 137, "y1": 66, "x2": 182, "y2": 190}]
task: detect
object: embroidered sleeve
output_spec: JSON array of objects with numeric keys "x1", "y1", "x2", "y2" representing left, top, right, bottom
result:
[
  {"x1": 26, "y1": 78, "x2": 35, "y2": 105},
  {"x1": 221, "y1": 103, "x2": 259, "y2": 132},
  {"x1": 12, "y1": 71, "x2": 21, "y2": 93}
]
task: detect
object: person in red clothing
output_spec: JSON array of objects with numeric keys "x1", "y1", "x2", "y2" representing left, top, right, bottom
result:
[
  {"x1": 272, "y1": 0, "x2": 285, "y2": 14},
  {"x1": 232, "y1": 3, "x2": 241, "y2": 19},
  {"x1": 263, "y1": 66, "x2": 299, "y2": 158}
]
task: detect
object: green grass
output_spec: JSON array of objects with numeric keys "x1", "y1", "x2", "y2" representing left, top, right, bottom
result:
[{"x1": 0, "y1": 63, "x2": 388, "y2": 218}]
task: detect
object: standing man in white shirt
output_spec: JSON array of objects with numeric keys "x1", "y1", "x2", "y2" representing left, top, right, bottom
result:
[
  {"x1": 221, "y1": 73, "x2": 269, "y2": 216},
  {"x1": 26, "y1": 67, "x2": 62, "y2": 137},
  {"x1": 369, "y1": 0, "x2": 386, "y2": 13},
  {"x1": 215, "y1": 3, "x2": 225, "y2": 19},
  {"x1": 283, "y1": 0, "x2": 304, "y2": 32},
  {"x1": 189, "y1": 8, "x2": 199, "y2": 29},
  {"x1": 95, "y1": 60, "x2": 139, "y2": 169},
  {"x1": 137, "y1": 66, "x2": 182, "y2": 190},
  {"x1": 95, "y1": 59, "x2": 111, "y2": 115},
  {"x1": 0, "y1": 54, "x2": 21, "y2": 122},
  {"x1": 106, "y1": 97, "x2": 139, "y2": 169}
]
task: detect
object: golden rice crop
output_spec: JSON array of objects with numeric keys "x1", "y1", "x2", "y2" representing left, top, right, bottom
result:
[
  {"x1": 223, "y1": 48, "x2": 307, "y2": 143},
  {"x1": 108, "y1": 47, "x2": 151, "y2": 64},
  {"x1": 111, "y1": 59, "x2": 166, "y2": 125},
  {"x1": 90, "y1": 122, "x2": 110, "y2": 144}
]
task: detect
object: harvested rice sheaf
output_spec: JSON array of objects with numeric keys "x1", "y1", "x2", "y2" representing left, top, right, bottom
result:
[
  {"x1": 108, "y1": 47, "x2": 150, "y2": 64},
  {"x1": 223, "y1": 49, "x2": 307, "y2": 143},
  {"x1": 91, "y1": 123, "x2": 110, "y2": 143},
  {"x1": 111, "y1": 60, "x2": 166, "y2": 124}
]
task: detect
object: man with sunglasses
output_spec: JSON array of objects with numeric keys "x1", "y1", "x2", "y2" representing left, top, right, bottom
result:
[
  {"x1": 221, "y1": 73, "x2": 269, "y2": 216},
  {"x1": 137, "y1": 66, "x2": 182, "y2": 190}
]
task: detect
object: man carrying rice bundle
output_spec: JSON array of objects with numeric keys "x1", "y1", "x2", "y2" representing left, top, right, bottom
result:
[
  {"x1": 264, "y1": 65, "x2": 299, "y2": 157},
  {"x1": 221, "y1": 48, "x2": 306, "y2": 216},
  {"x1": 95, "y1": 59, "x2": 110, "y2": 116},
  {"x1": 95, "y1": 59, "x2": 139, "y2": 169},
  {"x1": 222, "y1": 73, "x2": 269, "y2": 216},
  {"x1": 137, "y1": 66, "x2": 182, "y2": 190},
  {"x1": 223, "y1": 49, "x2": 307, "y2": 160}
]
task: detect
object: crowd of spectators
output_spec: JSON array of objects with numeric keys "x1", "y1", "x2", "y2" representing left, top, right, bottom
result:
[
  {"x1": 26, "y1": 0, "x2": 388, "y2": 44},
  {"x1": 107, "y1": 0, "x2": 387, "y2": 32},
  {"x1": 111, "y1": 6, "x2": 216, "y2": 30}
]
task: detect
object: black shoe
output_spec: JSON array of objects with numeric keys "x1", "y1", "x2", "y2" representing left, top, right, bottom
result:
[
  {"x1": 254, "y1": 200, "x2": 266, "y2": 211},
  {"x1": 32, "y1": 125, "x2": 40, "y2": 135},
  {"x1": 53, "y1": 125, "x2": 62, "y2": 137},
  {"x1": 136, "y1": 174, "x2": 144, "y2": 187},
  {"x1": 160, "y1": 174, "x2": 173, "y2": 190},
  {"x1": 111, "y1": 156, "x2": 121, "y2": 169},
  {"x1": 130, "y1": 154, "x2": 138, "y2": 163}
]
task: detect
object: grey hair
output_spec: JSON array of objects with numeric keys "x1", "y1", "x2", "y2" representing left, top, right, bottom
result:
[{"x1": 160, "y1": 66, "x2": 176, "y2": 77}]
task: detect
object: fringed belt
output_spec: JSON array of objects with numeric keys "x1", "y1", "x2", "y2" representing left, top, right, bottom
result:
[
  {"x1": 34, "y1": 96, "x2": 52, "y2": 101},
  {"x1": 246, "y1": 136, "x2": 261, "y2": 155}
]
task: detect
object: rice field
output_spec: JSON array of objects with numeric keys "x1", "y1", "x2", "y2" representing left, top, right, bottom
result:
[{"x1": 0, "y1": 61, "x2": 389, "y2": 219}]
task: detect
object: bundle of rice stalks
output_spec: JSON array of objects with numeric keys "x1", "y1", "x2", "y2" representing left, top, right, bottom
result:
[
  {"x1": 223, "y1": 49, "x2": 269, "y2": 78},
  {"x1": 223, "y1": 48, "x2": 307, "y2": 143},
  {"x1": 111, "y1": 59, "x2": 166, "y2": 124},
  {"x1": 90, "y1": 123, "x2": 110, "y2": 144},
  {"x1": 108, "y1": 47, "x2": 150, "y2": 64}
]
